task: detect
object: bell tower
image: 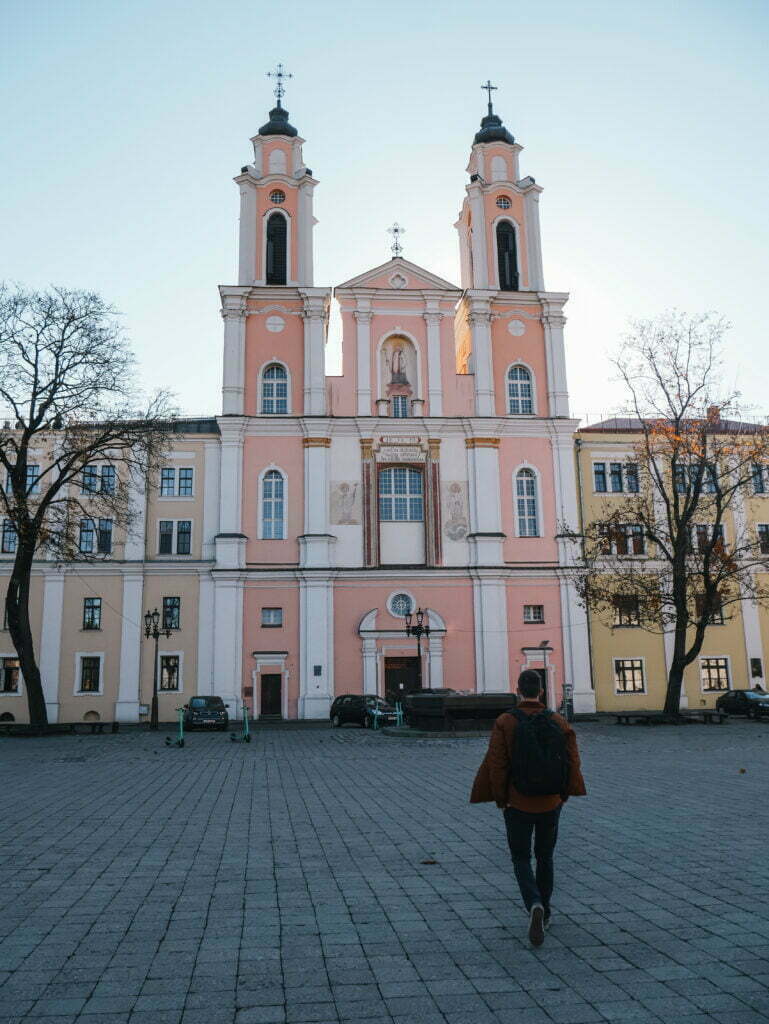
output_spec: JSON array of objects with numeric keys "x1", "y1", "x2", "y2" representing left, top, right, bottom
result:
[{"x1": 234, "y1": 64, "x2": 318, "y2": 287}]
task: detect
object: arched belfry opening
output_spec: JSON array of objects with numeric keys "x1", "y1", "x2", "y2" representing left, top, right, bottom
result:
[
  {"x1": 266, "y1": 212, "x2": 287, "y2": 285},
  {"x1": 496, "y1": 221, "x2": 519, "y2": 291}
]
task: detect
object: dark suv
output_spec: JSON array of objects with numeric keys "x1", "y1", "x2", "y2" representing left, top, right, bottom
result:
[
  {"x1": 330, "y1": 695, "x2": 398, "y2": 729},
  {"x1": 715, "y1": 689, "x2": 769, "y2": 719},
  {"x1": 183, "y1": 696, "x2": 229, "y2": 730}
]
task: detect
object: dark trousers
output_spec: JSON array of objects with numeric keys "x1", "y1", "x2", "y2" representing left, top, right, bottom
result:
[{"x1": 503, "y1": 806, "x2": 561, "y2": 912}]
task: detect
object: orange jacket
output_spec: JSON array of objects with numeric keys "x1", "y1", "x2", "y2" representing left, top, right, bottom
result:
[{"x1": 470, "y1": 700, "x2": 587, "y2": 813}]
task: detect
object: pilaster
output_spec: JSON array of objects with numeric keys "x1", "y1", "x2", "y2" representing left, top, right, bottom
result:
[
  {"x1": 466, "y1": 437, "x2": 504, "y2": 565},
  {"x1": 124, "y1": 467, "x2": 147, "y2": 561},
  {"x1": 235, "y1": 176, "x2": 257, "y2": 285},
  {"x1": 467, "y1": 292, "x2": 496, "y2": 416},
  {"x1": 300, "y1": 437, "x2": 335, "y2": 567},
  {"x1": 212, "y1": 572, "x2": 244, "y2": 721},
  {"x1": 540, "y1": 295, "x2": 570, "y2": 418},
  {"x1": 361, "y1": 439, "x2": 379, "y2": 567},
  {"x1": 216, "y1": 417, "x2": 247, "y2": 569},
  {"x1": 472, "y1": 572, "x2": 510, "y2": 693},
  {"x1": 220, "y1": 290, "x2": 247, "y2": 415},
  {"x1": 299, "y1": 575, "x2": 334, "y2": 719},
  {"x1": 201, "y1": 439, "x2": 221, "y2": 561},
  {"x1": 300, "y1": 289, "x2": 329, "y2": 415},
  {"x1": 425, "y1": 439, "x2": 443, "y2": 567},
  {"x1": 355, "y1": 305, "x2": 373, "y2": 416},
  {"x1": 523, "y1": 186, "x2": 545, "y2": 291},
  {"x1": 39, "y1": 568, "x2": 65, "y2": 722},
  {"x1": 468, "y1": 184, "x2": 489, "y2": 288},
  {"x1": 297, "y1": 178, "x2": 315, "y2": 286},
  {"x1": 424, "y1": 306, "x2": 443, "y2": 415},
  {"x1": 115, "y1": 568, "x2": 144, "y2": 722}
]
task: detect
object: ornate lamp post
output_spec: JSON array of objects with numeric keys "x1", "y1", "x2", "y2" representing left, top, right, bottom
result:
[
  {"x1": 144, "y1": 608, "x2": 171, "y2": 730},
  {"x1": 404, "y1": 607, "x2": 430, "y2": 689}
]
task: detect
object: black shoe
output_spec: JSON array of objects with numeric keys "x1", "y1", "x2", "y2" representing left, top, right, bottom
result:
[
  {"x1": 543, "y1": 909, "x2": 551, "y2": 929},
  {"x1": 528, "y1": 904, "x2": 545, "y2": 947}
]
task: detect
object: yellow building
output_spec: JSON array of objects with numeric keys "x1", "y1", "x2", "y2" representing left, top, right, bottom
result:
[{"x1": 576, "y1": 418, "x2": 765, "y2": 711}]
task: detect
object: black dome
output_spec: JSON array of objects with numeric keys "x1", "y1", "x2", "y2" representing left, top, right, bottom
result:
[
  {"x1": 258, "y1": 104, "x2": 298, "y2": 138},
  {"x1": 474, "y1": 112, "x2": 514, "y2": 146}
]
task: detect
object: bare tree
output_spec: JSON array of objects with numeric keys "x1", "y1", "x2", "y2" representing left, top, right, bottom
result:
[
  {"x1": 568, "y1": 312, "x2": 769, "y2": 716},
  {"x1": 0, "y1": 284, "x2": 176, "y2": 730}
]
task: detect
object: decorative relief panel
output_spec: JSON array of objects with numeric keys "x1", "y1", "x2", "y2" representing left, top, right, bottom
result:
[
  {"x1": 442, "y1": 481, "x2": 469, "y2": 541},
  {"x1": 330, "y1": 482, "x2": 361, "y2": 525},
  {"x1": 375, "y1": 435, "x2": 426, "y2": 463}
]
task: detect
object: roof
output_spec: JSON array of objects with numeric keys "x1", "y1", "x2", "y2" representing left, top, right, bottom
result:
[
  {"x1": 258, "y1": 104, "x2": 298, "y2": 138},
  {"x1": 579, "y1": 416, "x2": 768, "y2": 436},
  {"x1": 335, "y1": 256, "x2": 461, "y2": 293}
]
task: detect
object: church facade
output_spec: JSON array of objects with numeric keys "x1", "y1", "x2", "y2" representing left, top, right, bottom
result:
[{"x1": 0, "y1": 91, "x2": 596, "y2": 724}]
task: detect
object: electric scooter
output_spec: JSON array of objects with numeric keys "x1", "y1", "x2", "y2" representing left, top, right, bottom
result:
[{"x1": 165, "y1": 706, "x2": 185, "y2": 747}]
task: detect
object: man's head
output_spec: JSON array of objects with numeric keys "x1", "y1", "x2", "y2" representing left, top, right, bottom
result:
[{"x1": 517, "y1": 670, "x2": 543, "y2": 701}]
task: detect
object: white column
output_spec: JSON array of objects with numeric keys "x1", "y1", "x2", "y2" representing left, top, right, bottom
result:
[
  {"x1": 39, "y1": 568, "x2": 64, "y2": 722},
  {"x1": 201, "y1": 440, "x2": 221, "y2": 561},
  {"x1": 540, "y1": 297, "x2": 570, "y2": 418},
  {"x1": 466, "y1": 439, "x2": 504, "y2": 565},
  {"x1": 115, "y1": 569, "x2": 143, "y2": 722},
  {"x1": 468, "y1": 296, "x2": 495, "y2": 416},
  {"x1": 299, "y1": 576, "x2": 334, "y2": 718},
  {"x1": 300, "y1": 438, "x2": 334, "y2": 567},
  {"x1": 468, "y1": 184, "x2": 489, "y2": 288},
  {"x1": 558, "y1": 577, "x2": 595, "y2": 714},
  {"x1": 355, "y1": 307, "x2": 373, "y2": 415},
  {"x1": 236, "y1": 178, "x2": 257, "y2": 286},
  {"x1": 472, "y1": 574, "x2": 510, "y2": 693},
  {"x1": 523, "y1": 187, "x2": 545, "y2": 291},
  {"x1": 300, "y1": 289, "x2": 328, "y2": 416},
  {"x1": 124, "y1": 468, "x2": 146, "y2": 561},
  {"x1": 197, "y1": 572, "x2": 215, "y2": 695},
  {"x1": 212, "y1": 574, "x2": 243, "y2": 721},
  {"x1": 424, "y1": 308, "x2": 443, "y2": 416},
  {"x1": 362, "y1": 637, "x2": 377, "y2": 695},
  {"x1": 297, "y1": 179, "x2": 314, "y2": 287},
  {"x1": 220, "y1": 293, "x2": 246, "y2": 415},
  {"x1": 216, "y1": 418, "x2": 246, "y2": 569},
  {"x1": 427, "y1": 634, "x2": 444, "y2": 689}
]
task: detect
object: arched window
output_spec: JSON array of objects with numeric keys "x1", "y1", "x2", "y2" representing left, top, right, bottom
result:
[
  {"x1": 379, "y1": 467, "x2": 423, "y2": 521},
  {"x1": 261, "y1": 470, "x2": 285, "y2": 539},
  {"x1": 261, "y1": 364, "x2": 288, "y2": 414},
  {"x1": 516, "y1": 469, "x2": 539, "y2": 537},
  {"x1": 265, "y1": 212, "x2": 287, "y2": 285},
  {"x1": 507, "y1": 365, "x2": 533, "y2": 415},
  {"x1": 496, "y1": 221, "x2": 519, "y2": 291}
]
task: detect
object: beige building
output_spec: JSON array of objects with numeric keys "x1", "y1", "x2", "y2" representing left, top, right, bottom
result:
[{"x1": 576, "y1": 419, "x2": 766, "y2": 711}]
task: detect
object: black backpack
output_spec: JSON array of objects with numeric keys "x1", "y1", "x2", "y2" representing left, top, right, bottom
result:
[{"x1": 508, "y1": 709, "x2": 569, "y2": 796}]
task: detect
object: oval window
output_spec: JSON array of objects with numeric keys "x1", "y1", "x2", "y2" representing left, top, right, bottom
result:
[
  {"x1": 496, "y1": 195, "x2": 512, "y2": 209},
  {"x1": 269, "y1": 189, "x2": 286, "y2": 204}
]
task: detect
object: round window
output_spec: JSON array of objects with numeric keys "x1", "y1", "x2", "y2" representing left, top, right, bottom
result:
[
  {"x1": 390, "y1": 593, "x2": 413, "y2": 617},
  {"x1": 269, "y1": 189, "x2": 286, "y2": 204},
  {"x1": 496, "y1": 195, "x2": 512, "y2": 209}
]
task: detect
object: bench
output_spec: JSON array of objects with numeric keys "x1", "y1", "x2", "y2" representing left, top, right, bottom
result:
[
  {"x1": 614, "y1": 712, "x2": 667, "y2": 726},
  {"x1": 680, "y1": 709, "x2": 729, "y2": 725}
]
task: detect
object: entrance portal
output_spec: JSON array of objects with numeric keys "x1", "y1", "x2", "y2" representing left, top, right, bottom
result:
[
  {"x1": 260, "y1": 673, "x2": 282, "y2": 718},
  {"x1": 385, "y1": 657, "x2": 421, "y2": 705},
  {"x1": 532, "y1": 668, "x2": 549, "y2": 708}
]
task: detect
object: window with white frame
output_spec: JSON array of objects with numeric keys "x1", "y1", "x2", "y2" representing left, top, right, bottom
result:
[
  {"x1": 379, "y1": 468, "x2": 423, "y2": 521},
  {"x1": 523, "y1": 604, "x2": 544, "y2": 624},
  {"x1": 515, "y1": 469, "x2": 539, "y2": 537},
  {"x1": 389, "y1": 593, "x2": 414, "y2": 617},
  {"x1": 593, "y1": 461, "x2": 639, "y2": 493},
  {"x1": 261, "y1": 364, "x2": 288, "y2": 414},
  {"x1": 159, "y1": 654, "x2": 180, "y2": 691},
  {"x1": 81, "y1": 464, "x2": 115, "y2": 495},
  {"x1": 160, "y1": 467, "x2": 194, "y2": 497},
  {"x1": 82, "y1": 597, "x2": 101, "y2": 630},
  {"x1": 261, "y1": 607, "x2": 283, "y2": 627},
  {"x1": 77, "y1": 655, "x2": 102, "y2": 693},
  {"x1": 261, "y1": 471, "x2": 286, "y2": 539},
  {"x1": 614, "y1": 658, "x2": 645, "y2": 693},
  {"x1": 158, "y1": 520, "x2": 192, "y2": 555},
  {"x1": 695, "y1": 592, "x2": 724, "y2": 625},
  {"x1": 1, "y1": 520, "x2": 17, "y2": 554},
  {"x1": 1, "y1": 657, "x2": 20, "y2": 693},
  {"x1": 599, "y1": 523, "x2": 645, "y2": 555},
  {"x1": 674, "y1": 462, "x2": 717, "y2": 495},
  {"x1": 507, "y1": 366, "x2": 533, "y2": 415},
  {"x1": 693, "y1": 523, "x2": 725, "y2": 553},
  {"x1": 613, "y1": 595, "x2": 641, "y2": 627},
  {"x1": 752, "y1": 463, "x2": 768, "y2": 494},
  {"x1": 700, "y1": 657, "x2": 729, "y2": 691},
  {"x1": 391, "y1": 396, "x2": 409, "y2": 418},
  {"x1": 162, "y1": 597, "x2": 180, "y2": 630},
  {"x1": 758, "y1": 524, "x2": 769, "y2": 555},
  {"x1": 78, "y1": 518, "x2": 113, "y2": 555}
]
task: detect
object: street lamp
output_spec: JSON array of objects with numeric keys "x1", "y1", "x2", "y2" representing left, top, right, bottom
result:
[
  {"x1": 404, "y1": 607, "x2": 430, "y2": 689},
  {"x1": 144, "y1": 607, "x2": 171, "y2": 730}
]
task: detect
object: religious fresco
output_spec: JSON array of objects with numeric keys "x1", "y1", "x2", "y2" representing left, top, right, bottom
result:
[
  {"x1": 330, "y1": 482, "x2": 361, "y2": 525},
  {"x1": 442, "y1": 481, "x2": 469, "y2": 541}
]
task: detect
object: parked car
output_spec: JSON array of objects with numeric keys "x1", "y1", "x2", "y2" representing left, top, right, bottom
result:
[
  {"x1": 715, "y1": 689, "x2": 769, "y2": 719},
  {"x1": 184, "y1": 696, "x2": 229, "y2": 730},
  {"x1": 330, "y1": 695, "x2": 398, "y2": 728}
]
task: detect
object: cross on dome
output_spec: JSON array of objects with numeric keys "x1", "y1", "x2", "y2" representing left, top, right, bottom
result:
[
  {"x1": 267, "y1": 63, "x2": 292, "y2": 107},
  {"x1": 387, "y1": 222, "x2": 406, "y2": 258},
  {"x1": 481, "y1": 79, "x2": 498, "y2": 115}
]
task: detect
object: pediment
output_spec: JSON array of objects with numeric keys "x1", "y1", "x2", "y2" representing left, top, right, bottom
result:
[{"x1": 335, "y1": 257, "x2": 460, "y2": 293}]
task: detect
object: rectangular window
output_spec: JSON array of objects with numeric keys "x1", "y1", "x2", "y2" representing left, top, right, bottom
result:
[
  {"x1": 702, "y1": 464, "x2": 717, "y2": 494},
  {"x1": 614, "y1": 658, "x2": 645, "y2": 694},
  {"x1": 613, "y1": 595, "x2": 641, "y2": 627},
  {"x1": 82, "y1": 597, "x2": 102, "y2": 630},
  {"x1": 392, "y1": 396, "x2": 409, "y2": 418},
  {"x1": 261, "y1": 607, "x2": 283, "y2": 627},
  {"x1": 159, "y1": 654, "x2": 180, "y2": 691},
  {"x1": 78, "y1": 656, "x2": 101, "y2": 693},
  {"x1": 379, "y1": 467, "x2": 423, "y2": 522},
  {"x1": 79, "y1": 518, "x2": 95, "y2": 554},
  {"x1": 162, "y1": 597, "x2": 180, "y2": 630},
  {"x1": 701, "y1": 657, "x2": 729, "y2": 692},
  {"x1": 178, "y1": 468, "x2": 194, "y2": 496},
  {"x1": 609, "y1": 462, "x2": 623, "y2": 493},
  {"x1": 158, "y1": 521, "x2": 173, "y2": 554},
  {"x1": 101, "y1": 465, "x2": 116, "y2": 494},
  {"x1": 753, "y1": 463, "x2": 766, "y2": 494},
  {"x1": 523, "y1": 605, "x2": 544, "y2": 624},
  {"x1": 1, "y1": 657, "x2": 20, "y2": 693},
  {"x1": 160, "y1": 468, "x2": 176, "y2": 496},
  {"x1": 26, "y1": 464, "x2": 40, "y2": 494},
  {"x1": 625, "y1": 463, "x2": 639, "y2": 493},
  {"x1": 759, "y1": 525, "x2": 769, "y2": 555},
  {"x1": 674, "y1": 464, "x2": 687, "y2": 495},
  {"x1": 695, "y1": 523, "x2": 725, "y2": 553},
  {"x1": 593, "y1": 463, "x2": 607, "y2": 493},
  {"x1": 176, "y1": 520, "x2": 191, "y2": 555},
  {"x1": 82, "y1": 466, "x2": 99, "y2": 493},
  {"x1": 1, "y1": 520, "x2": 17, "y2": 554},
  {"x1": 695, "y1": 593, "x2": 724, "y2": 625},
  {"x1": 97, "y1": 519, "x2": 113, "y2": 555}
]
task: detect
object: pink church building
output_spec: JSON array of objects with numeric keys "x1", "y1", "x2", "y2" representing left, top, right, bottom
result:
[{"x1": 212, "y1": 88, "x2": 594, "y2": 721}]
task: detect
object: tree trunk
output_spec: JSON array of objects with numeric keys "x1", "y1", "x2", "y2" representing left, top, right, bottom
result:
[
  {"x1": 664, "y1": 659, "x2": 685, "y2": 717},
  {"x1": 5, "y1": 543, "x2": 48, "y2": 730}
]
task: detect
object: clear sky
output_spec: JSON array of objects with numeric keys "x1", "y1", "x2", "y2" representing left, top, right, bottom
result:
[{"x1": 2, "y1": 0, "x2": 767, "y2": 423}]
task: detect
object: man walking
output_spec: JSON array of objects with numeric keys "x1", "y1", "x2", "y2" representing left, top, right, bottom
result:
[{"x1": 470, "y1": 670, "x2": 586, "y2": 946}]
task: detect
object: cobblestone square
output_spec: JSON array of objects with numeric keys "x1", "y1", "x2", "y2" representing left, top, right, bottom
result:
[{"x1": 1, "y1": 720, "x2": 768, "y2": 1024}]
